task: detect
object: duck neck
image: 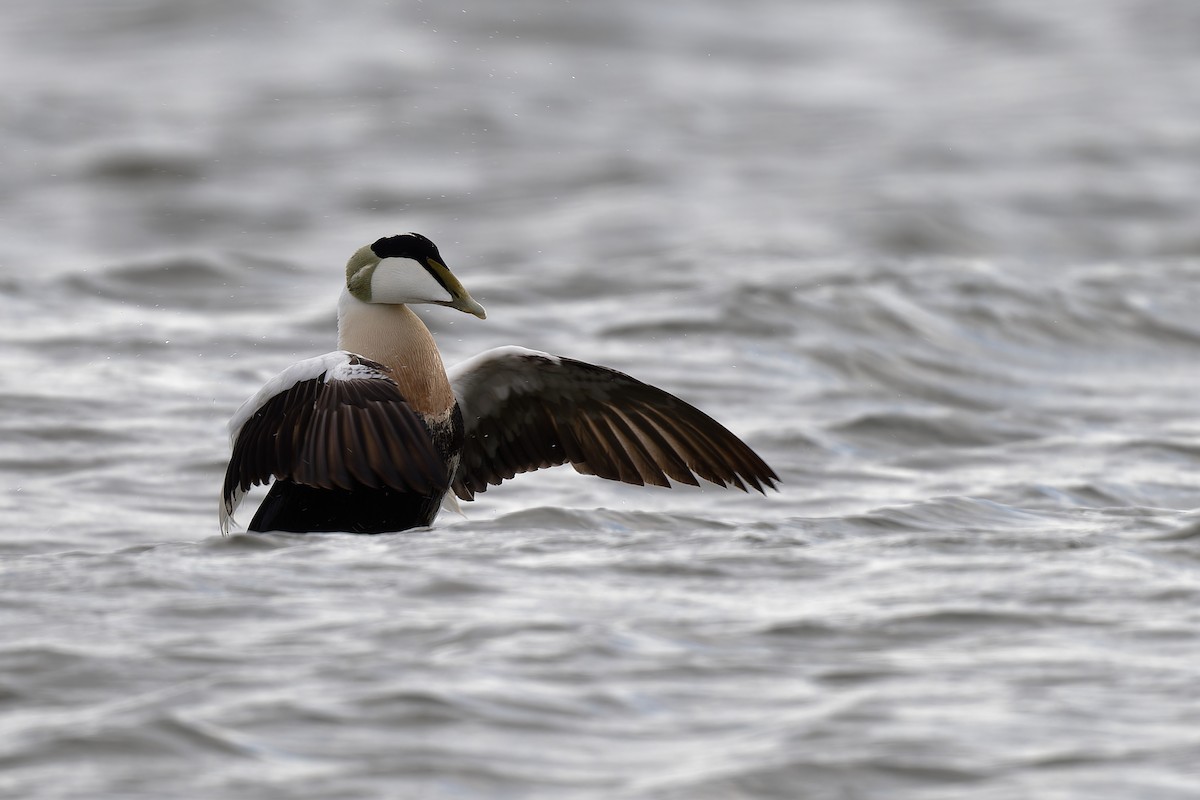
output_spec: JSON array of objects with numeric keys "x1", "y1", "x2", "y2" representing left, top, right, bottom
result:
[{"x1": 336, "y1": 288, "x2": 454, "y2": 416}]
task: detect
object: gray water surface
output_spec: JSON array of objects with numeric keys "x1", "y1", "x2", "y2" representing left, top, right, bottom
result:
[{"x1": 3, "y1": 2, "x2": 1200, "y2": 798}]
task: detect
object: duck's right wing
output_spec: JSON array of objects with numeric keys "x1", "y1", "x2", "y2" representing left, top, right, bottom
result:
[
  {"x1": 220, "y1": 351, "x2": 447, "y2": 533},
  {"x1": 448, "y1": 346, "x2": 778, "y2": 501}
]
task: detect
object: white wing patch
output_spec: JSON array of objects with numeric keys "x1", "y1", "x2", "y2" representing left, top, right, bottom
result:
[
  {"x1": 227, "y1": 351, "x2": 392, "y2": 445},
  {"x1": 447, "y1": 345, "x2": 560, "y2": 380}
]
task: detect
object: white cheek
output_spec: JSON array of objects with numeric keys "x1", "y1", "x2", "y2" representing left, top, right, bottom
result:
[{"x1": 370, "y1": 258, "x2": 452, "y2": 305}]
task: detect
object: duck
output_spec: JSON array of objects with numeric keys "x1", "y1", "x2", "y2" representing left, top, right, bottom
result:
[{"x1": 220, "y1": 233, "x2": 778, "y2": 534}]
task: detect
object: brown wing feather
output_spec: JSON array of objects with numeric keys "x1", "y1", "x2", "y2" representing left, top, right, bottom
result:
[
  {"x1": 449, "y1": 348, "x2": 778, "y2": 501},
  {"x1": 222, "y1": 359, "x2": 448, "y2": 515}
]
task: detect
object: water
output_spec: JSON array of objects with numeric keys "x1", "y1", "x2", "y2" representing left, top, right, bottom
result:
[{"x1": 3, "y1": 1, "x2": 1200, "y2": 797}]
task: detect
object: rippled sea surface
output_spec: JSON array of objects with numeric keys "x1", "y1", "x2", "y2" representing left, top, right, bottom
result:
[{"x1": 4, "y1": 2, "x2": 1200, "y2": 798}]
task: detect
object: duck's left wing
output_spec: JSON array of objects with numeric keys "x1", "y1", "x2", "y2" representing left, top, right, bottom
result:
[
  {"x1": 220, "y1": 351, "x2": 447, "y2": 533},
  {"x1": 448, "y1": 346, "x2": 778, "y2": 501}
]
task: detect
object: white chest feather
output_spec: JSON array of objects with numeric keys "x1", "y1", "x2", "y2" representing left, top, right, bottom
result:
[{"x1": 336, "y1": 289, "x2": 454, "y2": 415}]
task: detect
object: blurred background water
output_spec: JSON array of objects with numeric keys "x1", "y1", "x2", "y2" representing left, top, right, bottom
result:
[{"x1": 3, "y1": 1, "x2": 1200, "y2": 798}]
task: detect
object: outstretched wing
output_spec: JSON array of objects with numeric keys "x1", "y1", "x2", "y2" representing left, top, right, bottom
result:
[
  {"x1": 448, "y1": 346, "x2": 778, "y2": 501},
  {"x1": 220, "y1": 351, "x2": 447, "y2": 533}
]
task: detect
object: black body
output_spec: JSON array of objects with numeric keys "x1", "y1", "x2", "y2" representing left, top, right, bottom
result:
[
  {"x1": 248, "y1": 481, "x2": 445, "y2": 533},
  {"x1": 248, "y1": 404, "x2": 464, "y2": 534}
]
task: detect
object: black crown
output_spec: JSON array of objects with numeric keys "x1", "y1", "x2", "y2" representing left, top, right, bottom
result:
[{"x1": 370, "y1": 233, "x2": 443, "y2": 262}]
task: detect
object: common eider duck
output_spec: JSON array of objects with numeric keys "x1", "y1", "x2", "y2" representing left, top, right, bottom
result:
[{"x1": 220, "y1": 233, "x2": 778, "y2": 534}]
